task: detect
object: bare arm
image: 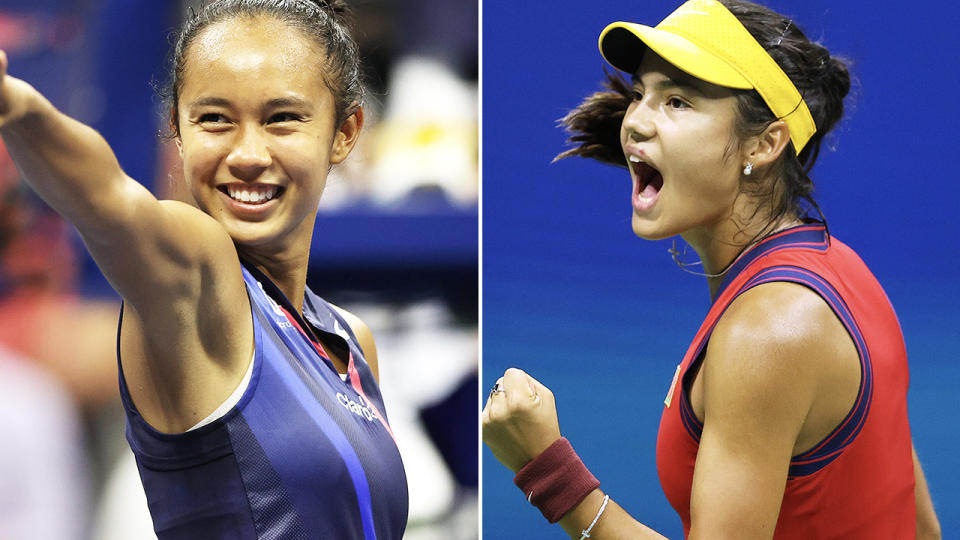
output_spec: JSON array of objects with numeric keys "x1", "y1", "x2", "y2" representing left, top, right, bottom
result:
[
  {"x1": 484, "y1": 283, "x2": 857, "y2": 539},
  {"x1": 483, "y1": 369, "x2": 666, "y2": 539},
  {"x1": 0, "y1": 51, "x2": 251, "y2": 430},
  {"x1": 685, "y1": 285, "x2": 828, "y2": 538},
  {"x1": 1, "y1": 53, "x2": 153, "y2": 243},
  {"x1": 913, "y1": 446, "x2": 941, "y2": 540},
  {"x1": 0, "y1": 52, "x2": 228, "y2": 292}
]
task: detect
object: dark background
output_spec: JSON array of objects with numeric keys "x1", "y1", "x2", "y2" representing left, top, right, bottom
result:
[{"x1": 482, "y1": 0, "x2": 959, "y2": 537}]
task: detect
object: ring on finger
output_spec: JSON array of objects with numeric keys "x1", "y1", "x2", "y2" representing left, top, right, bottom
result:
[{"x1": 489, "y1": 379, "x2": 504, "y2": 400}]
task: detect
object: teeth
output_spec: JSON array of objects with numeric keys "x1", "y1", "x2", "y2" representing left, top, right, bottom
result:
[
  {"x1": 628, "y1": 155, "x2": 642, "y2": 163},
  {"x1": 226, "y1": 186, "x2": 279, "y2": 204}
]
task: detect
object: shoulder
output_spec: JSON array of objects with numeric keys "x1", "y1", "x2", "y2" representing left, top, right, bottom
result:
[
  {"x1": 703, "y1": 281, "x2": 845, "y2": 424},
  {"x1": 154, "y1": 200, "x2": 237, "y2": 256},
  {"x1": 330, "y1": 304, "x2": 380, "y2": 381},
  {"x1": 710, "y1": 281, "x2": 839, "y2": 357},
  {"x1": 687, "y1": 281, "x2": 860, "y2": 535}
]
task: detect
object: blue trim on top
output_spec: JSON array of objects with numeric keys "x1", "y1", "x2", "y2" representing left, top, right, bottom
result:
[
  {"x1": 741, "y1": 267, "x2": 873, "y2": 478},
  {"x1": 679, "y1": 224, "x2": 831, "y2": 442},
  {"x1": 713, "y1": 223, "x2": 829, "y2": 302},
  {"x1": 679, "y1": 346, "x2": 707, "y2": 443},
  {"x1": 674, "y1": 224, "x2": 872, "y2": 478}
]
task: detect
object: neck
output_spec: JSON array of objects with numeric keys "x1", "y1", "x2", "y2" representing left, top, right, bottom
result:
[
  {"x1": 682, "y1": 212, "x2": 802, "y2": 300},
  {"x1": 235, "y1": 212, "x2": 318, "y2": 313},
  {"x1": 239, "y1": 248, "x2": 311, "y2": 313}
]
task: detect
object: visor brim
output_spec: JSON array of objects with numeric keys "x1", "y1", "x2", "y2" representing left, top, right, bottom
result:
[{"x1": 599, "y1": 22, "x2": 752, "y2": 90}]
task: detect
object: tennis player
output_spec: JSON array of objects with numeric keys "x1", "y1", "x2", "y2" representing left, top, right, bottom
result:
[
  {"x1": 0, "y1": 0, "x2": 407, "y2": 538},
  {"x1": 483, "y1": 1, "x2": 940, "y2": 538}
]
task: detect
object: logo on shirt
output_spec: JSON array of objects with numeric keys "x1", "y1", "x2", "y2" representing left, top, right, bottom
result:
[
  {"x1": 337, "y1": 392, "x2": 378, "y2": 422},
  {"x1": 258, "y1": 282, "x2": 293, "y2": 329},
  {"x1": 664, "y1": 364, "x2": 682, "y2": 408}
]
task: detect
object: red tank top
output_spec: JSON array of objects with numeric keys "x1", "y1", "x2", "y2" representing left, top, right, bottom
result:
[{"x1": 656, "y1": 223, "x2": 915, "y2": 539}]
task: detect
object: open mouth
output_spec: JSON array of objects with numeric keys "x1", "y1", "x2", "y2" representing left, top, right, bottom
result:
[
  {"x1": 629, "y1": 155, "x2": 664, "y2": 206},
  {"x1": 218, "y1": 184, "x2": 285, "y2": 205}
]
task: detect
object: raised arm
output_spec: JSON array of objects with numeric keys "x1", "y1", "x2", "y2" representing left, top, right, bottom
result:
[
  {"x1": 0, "y1": 51, "x2": 236, "y2": 299},
  {"x1": 0, "y1": 52, "x2": 140, "y2": 237},
  {"x1": 0, "y1": 51, "x2": 251, "y2": 430}
]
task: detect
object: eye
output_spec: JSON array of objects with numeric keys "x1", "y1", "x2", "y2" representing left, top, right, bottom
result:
[
  {"x1": 198, "y1": 113, "x2": 229, "y2": 124},
  {"x1": 668, "y1": 97, "x2": 691, "y2": 110},
  {"x1": 631, "y1": 89, "x2": 643, "y2": 102},
  {"x1": 268, "y1": 112, "x2": 304, "y2": 123}
]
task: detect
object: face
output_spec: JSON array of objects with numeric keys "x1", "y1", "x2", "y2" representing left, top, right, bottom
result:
[
  {"x1": 176, "y1": 16, "x2": 360, "y2": 253},
  {"x1": 620, "y1": 53, "x2": 746, "y2": 242}
]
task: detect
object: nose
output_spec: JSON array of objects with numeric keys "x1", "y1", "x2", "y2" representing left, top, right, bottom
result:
[
  {"x1": 225, "y1": 125, "x2": 272, "y2": 180},
  {"x1": 621, "y1": 101, "x2": 655, "y2": 143}
]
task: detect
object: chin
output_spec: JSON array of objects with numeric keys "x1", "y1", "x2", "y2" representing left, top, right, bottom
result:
[
  {"x1": 223, "y1": 221, "x2": 281, "y2": 249},
  {"x1": 631, "y1": 215, "x2": 673, "y2": 241}
]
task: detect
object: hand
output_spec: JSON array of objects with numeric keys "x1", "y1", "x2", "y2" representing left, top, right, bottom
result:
[
  {"x1": 482, "y1": 368, "x2": 562, "y2": 473},
  {"x1": 0, "y1": 50, "x2": 31, "y2": 129},
  {"x1": 0, "y1": 50, "x2": 10, "y2": 123}
]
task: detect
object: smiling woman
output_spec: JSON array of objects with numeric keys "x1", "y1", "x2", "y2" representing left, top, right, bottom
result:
[
  {"x1": 0, "y1": 0, "x2": 407, "y2": 538},
  {"x1": 173, "y1": 13, "x2": 360, "y2": 256}
]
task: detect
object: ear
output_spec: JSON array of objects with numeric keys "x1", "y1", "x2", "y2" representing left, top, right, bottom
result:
[
  {"x1": 330, "y1": 105, "x2": 364, "y2": 164},
  {"x1": 170, "y1": 108, "x2": 184, "y2": 156},
  {"x1": 742, "y1": 120, "x2": 791, "y2": 171}
]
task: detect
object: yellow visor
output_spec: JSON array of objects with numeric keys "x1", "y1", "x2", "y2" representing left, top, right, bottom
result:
[{"x1": 599, "y1": 0, "x2": 816, "y2": 153}]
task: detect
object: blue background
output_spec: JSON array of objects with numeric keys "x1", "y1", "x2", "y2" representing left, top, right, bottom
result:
[{"x1": 482, "y1": 0, "x2": 959, "y2": 537}]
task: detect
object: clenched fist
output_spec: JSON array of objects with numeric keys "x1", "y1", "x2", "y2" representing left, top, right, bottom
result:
[{"x1": 482, "y1": 368, "x2": 562, "y2": 473}]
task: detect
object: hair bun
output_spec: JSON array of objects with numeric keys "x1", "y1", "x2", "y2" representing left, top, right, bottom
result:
[
  {"x1": 805, "y1": 50, "x2": 851, "y2": 143},
  {"x1": 824, "y1": 56, "x2": 851, "y2": 102}
]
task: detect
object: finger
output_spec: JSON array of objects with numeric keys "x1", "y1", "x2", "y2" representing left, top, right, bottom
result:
[
  {"x1": 503, "y1": 367, "x2": 539, "y2": 400},
  {"x1": 502, "y1": 367, "x2": 531, "y2": 393},
  {"x1": 486, "y1": 379, "x2": 510, "y2": 417},
  {"x1": 527, "y1": 375, "x2": 550, "y2": 395},
  {"x1": 486, "y1": 376, "x2": 504, "y2": 402},
  {"x1": 0, "y1": 50, "x2": 7, "y2": 78},
  {"x1": 483, "y1": 376, "x2": 505, "y2": 412}
]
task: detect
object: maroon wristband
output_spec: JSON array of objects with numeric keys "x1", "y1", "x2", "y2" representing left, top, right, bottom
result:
[{"x1": 513, "y1": 437, "x2": 600, "y2": 523}]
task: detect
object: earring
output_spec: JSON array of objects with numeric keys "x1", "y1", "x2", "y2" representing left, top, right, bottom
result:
[{"x1": 743, "y1": 162, "x2": 753, "y2": 176}]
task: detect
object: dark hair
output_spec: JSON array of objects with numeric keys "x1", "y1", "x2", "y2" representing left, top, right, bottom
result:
[
  {"x1": 557, "y1": 0, "x2": 852, "y2": 230},
  {"x1": 161, "y1": 0, "x2": 363, "y2": 136}
]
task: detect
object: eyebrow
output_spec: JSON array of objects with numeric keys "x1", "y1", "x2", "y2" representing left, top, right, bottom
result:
[
  {"x1": 188, "y1": 96, "x2": 231, "y2": 109},
  {"x1": 187, "y1": 96, "x2": 314, "y2": 109},
  {"x1": 632, "y1": 75, "x2": 706, "y2": 97},
  {"x1": 264, "y1": 96, "x2": 313, "y2": 109}
]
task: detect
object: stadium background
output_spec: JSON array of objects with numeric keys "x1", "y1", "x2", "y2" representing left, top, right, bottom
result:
[{"x1": 482, "y1": 0, "x2": 959, "y2": 537}]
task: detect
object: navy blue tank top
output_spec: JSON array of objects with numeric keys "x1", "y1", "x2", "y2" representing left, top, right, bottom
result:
[{"x1": 118, "y1": 263, "x2": 409, "y2": 539}]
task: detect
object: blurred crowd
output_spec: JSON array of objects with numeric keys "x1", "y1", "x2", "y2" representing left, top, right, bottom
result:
[{"x1": 0, "y1": 1, "x2": 477, "y2": 539}]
